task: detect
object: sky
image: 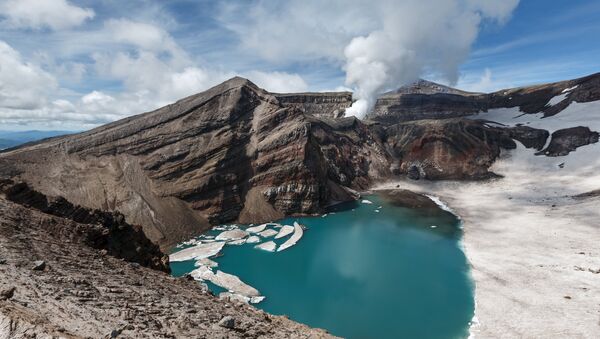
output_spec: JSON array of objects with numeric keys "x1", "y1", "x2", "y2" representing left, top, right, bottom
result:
[{"x1": 0, "y1": 0, "x2": 599, "y2": 131}]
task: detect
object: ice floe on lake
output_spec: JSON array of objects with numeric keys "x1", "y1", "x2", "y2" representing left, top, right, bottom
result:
[
  {"x1": 245, "y1": 224, "x2": 267, "y2": 233},
  {"x1": 227, "y1": 239, "x2": 247, "y2": 245},
  {"x1": 361, "y1": 199, "x2": 373, "y2": 204},
  {"x1": 195, "y1": 258, "x2": 218, "y2": 268},
  {"x1": 169, "y1": 242, "x2": 225, "y2": 262},
  {"x1": 275, "y1": 225, "x2": 294, "y2": 239},
  {"x1": 255, "y1": 241, "x2": 277, "y2": 252},
  {"x1": 246, "y1": 235, "x2": 261, "y2": 244},
  {"x1": 258, "y1": 229, "x2": 278, "y2": 238},
  {"x1": 277, "y1": 222, "x2": 303, "y2": 252},
  {"x1": 215, "y1": 229, "x2": 248, "y2": 241}
]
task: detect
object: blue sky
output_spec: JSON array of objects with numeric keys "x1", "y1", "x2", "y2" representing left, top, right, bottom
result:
[{"x1": 0, "y1": 0, "x2": 599, "y2": 130}]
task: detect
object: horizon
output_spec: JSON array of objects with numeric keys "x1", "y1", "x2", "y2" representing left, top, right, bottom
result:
[{"x1": 1, "y1": 0, "x2": 600, "y2": 131}]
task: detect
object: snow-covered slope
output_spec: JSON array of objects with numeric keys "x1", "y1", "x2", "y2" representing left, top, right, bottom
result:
[{"x1": 470, "y1": 95, "x2": 600, "y2": 188}]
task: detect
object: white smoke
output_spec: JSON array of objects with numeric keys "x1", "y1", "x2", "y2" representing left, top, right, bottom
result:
[
  {"x1": 344, "y1": 0, "x2": 520, "y2": 117},
  {"x1": 218, "y1": 0, "x2": 520, "y2": 118}
]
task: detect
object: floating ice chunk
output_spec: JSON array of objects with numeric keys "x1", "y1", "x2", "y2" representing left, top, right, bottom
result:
[
  {"x1": 361, "y1": 199, "x2": 373, "y2": 204},
  {"x1": 169, "y1": 242, "x2": 225, "y2": 262},
  {"x1": 191, "y1": 268, "x2": 260, "y2": 297},
  {"x1": 215, "y1": 229, "x2": 248, "y2": 241},
  {"x1": 255, "y1": 241, "x2": 277, "y2": 252},
  {"x1": 275, "y1": 225, "x2": 295, "y2": 239},
  {"x1": 430, "y1": 225, "x2": 438, "y2": 229},
  {"x1": 246, "y1": 224, "x2": 267, "y2": 233},
  {"x1": 277, "y1": 222, "x2": 304, "y2": 252},
  {"x1": 321, "y1": 214, "x2": 328, "y2": 218},
  {"x1": 258, "y1": 229, "x2": 278, "y2": 238},
  {"x1": 246, "y1": 235, "x2": 261, "y2": 244},
  {"x1": 228, "y1": 239, "x2": 246, "y2": 245},
  {"x1": 195, "y1": 258, "x2": 218, "y2": 268},
  {"x1": 374, "y1": 210, "x2": 380, "y2": 213}
]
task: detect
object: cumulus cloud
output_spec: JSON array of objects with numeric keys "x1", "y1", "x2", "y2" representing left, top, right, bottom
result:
[
  {"x1": 0, "y1": 15, "x2": 311, "y2": 130},
  {"x1": 219, "y1": 0, "x2": 520, "y2": 118},
  {"x1": 0, "y1": 40, "x2": 57, "y2": 109},
  {"x1": 243, "y1": 71, "x2": 308, "y2": 93},
  {"x1": 0, "y1": 0, "x2": 94, "y2": 30}
]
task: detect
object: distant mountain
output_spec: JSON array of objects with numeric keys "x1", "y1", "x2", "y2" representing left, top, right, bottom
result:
[
  {"x1": 369, "y1": 73, "x2": 600, "y2": 123},
  {"x1": 0, "y1": 130, "x2": 74, "y2": 150}
]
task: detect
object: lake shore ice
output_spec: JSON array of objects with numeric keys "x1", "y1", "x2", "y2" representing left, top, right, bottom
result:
[
  {"x1": 190, "y1": 266, "x2": 261, "y2": 297},
  {"x1": 169, "y1": 242, "x2": 225, "y2": 262},
  {"x1": 277, "y1": 222, "x2": 303, "y2": 252},
  {"x1": 219, "y1": 292, "x2": 266, "y2": 305}
]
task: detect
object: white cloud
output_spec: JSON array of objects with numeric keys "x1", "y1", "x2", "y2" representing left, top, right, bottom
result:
[
  {"x1": 243, "y1": 71, "x2": 308, "y2": 93},
  {"x1": 0, "y1": 40, "x2": 57, "y2": 109},
  {"x1": 219, "y1": 0, "x2": 520, "y2": 117},
  {"x1": 104, "y1": 19, "x2": 182, "y2": 55},
  {"x1": 0, "y1": 0, "x2": 94, "y2": 30}
]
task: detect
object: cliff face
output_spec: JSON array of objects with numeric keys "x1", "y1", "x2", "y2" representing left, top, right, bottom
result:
[
  {"x1": 370, "y1": 73, "x2": 600, "y2": 123},
  {"x1": 0, "y1": 78, "x2": 386, "y2": 248},
  {"x1": 274, "y1": 92, "x2": 353, "y2": 118},
  {"x1": 381, "y1": 119, "x2": 548, "y2": 180},
  {"x1": 0, "y1": 180, "x2": 169, "y2": 272}
]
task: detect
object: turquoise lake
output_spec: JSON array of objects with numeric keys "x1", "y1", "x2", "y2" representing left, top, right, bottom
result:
[{"x1": 170, "y1": 195, "x2": 475, "y2": 339}]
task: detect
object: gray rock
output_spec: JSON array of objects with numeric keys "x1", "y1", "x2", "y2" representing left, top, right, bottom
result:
[
  {"x1": 32, "y1": 260, "x2": 46, "y2": 271},
  {"x1": 0, "y1": 286, "x2": 16, "y2": 300},
  {"x1": 218, "y1": 316, "x2": 235, "y2": 329}
]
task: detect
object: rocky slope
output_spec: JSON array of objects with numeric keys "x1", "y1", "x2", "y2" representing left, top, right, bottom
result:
[{"x1": 0, "y1": 190, "x2": 335, "y2": 339}]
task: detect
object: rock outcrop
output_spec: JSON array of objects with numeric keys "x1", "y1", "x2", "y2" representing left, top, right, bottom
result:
[
  {"x1": 537, "y1": 126, "x2": 599, "y2": 156},
  {"x1": 274, "y1": 92, "x2": 352, "y2": 118},
  {"x1": 382, "y1": 119, "x2": 518, "y2": 180},
  {"x1": 0, "y1": 180, "x2": 169, "y2": 272}
]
